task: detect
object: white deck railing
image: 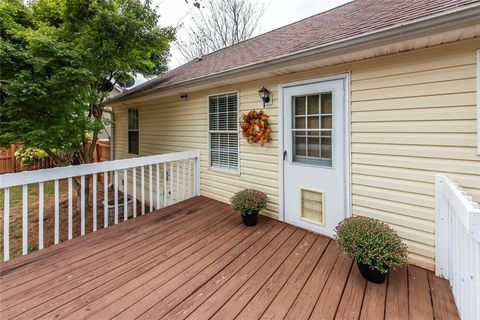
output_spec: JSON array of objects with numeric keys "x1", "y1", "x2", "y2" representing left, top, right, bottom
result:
[
  {"x1": 0, "y1": 150, "x2": 201, "y2": 262},
  {"x1": 435, "y1": 173, "x2": 480, "y2": 320}
]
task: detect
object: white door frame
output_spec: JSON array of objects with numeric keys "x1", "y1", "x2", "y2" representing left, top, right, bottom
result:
[{"x1": 278, "y1": 72, "x2": 352, "y2": 224}]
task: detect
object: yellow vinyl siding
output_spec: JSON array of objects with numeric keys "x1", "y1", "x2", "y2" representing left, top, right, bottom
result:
[
  {"x1": 114, "y1": 86, "x2": 281, "y2": 218},
  {"x1": 349, "y1": 40, "x2": 479, "y2": 269},
  {"x1": 113, "y1": 38, "x2": 480, "y2": 270}
]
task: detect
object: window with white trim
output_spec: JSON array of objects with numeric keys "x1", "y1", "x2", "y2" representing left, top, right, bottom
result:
[
  {"x1": 128, "y1": 108, "x2": 139, "y2": 155},
  {"x1": 208, "y1": 93, "x2": 239, "y2": 171}
]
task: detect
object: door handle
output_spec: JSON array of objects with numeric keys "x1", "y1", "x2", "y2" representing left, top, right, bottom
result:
[{"x1": 283, "y1": 150, "x2": 287, "y2": 161}]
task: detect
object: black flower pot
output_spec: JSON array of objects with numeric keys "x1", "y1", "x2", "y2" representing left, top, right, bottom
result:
[
  {"x1": 357, "y1": 261, "x2": 388, "y2": 283},
  {"x1": 242, "y1": 210, "x2": 259, "y2": 226}
]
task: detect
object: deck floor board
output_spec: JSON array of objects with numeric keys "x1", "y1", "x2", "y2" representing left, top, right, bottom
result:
[{"x1": 0, "y1": 196, "x2": 459, "y2": 320}]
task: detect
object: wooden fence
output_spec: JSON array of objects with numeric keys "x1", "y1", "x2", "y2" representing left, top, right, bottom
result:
[{"x1": 0, "y1": 141, "x2": 110, "y2": 174}]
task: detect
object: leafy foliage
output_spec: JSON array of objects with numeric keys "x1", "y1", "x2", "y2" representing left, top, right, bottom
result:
[
  {"x1": 0, "y1": 0, "x2": 174, "y2": 165},
  {"x1": 14, "y1": 146, "x2": 48, "y2": 166},
  {"x1": 335, "y1": 216, "x2": 408, "y2": 273},
  {"x1": 230, "y1": 189, "x2": 268, "y2": 215}
]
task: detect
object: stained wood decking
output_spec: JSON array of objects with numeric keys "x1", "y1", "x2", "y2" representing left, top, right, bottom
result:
[{"x1": 0, "y1": 196, "x2": 458, "y2": 320}]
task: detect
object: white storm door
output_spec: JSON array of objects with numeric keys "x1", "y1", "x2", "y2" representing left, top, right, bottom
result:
[{"x1": 282, "y1": 78, "x2": 346, "y2": 237}]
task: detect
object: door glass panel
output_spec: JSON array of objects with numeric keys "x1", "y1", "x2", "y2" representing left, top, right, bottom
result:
[
  {"x1": 321, "y1": 115, "x2": 332, "y2": 129},
  {"x1": 307, "y1": 132, "x2": 319, "y2": 157},
  {"x1": 293, "y1": 131, "x2": 306, "y2": 157},
  {"x1": 321, "y1": 131, "x2": 332, "y2": 160},
  {"x1": 307, "y1": 116, "x2": 319, "y2": 129},
  {"x1": 294, "y1": 97, "x2": 306, "y2": 115},
  {"x1": 292, "y1": 91, "x2": 333, "y2": 167},
  {"x1": 307, "y1": 95, "x2": 319, "y2": 114},
  {"x1": 321, "y1": 93, "x2": 332, "y2": 114},
  {"x1": 295, "y1": 116, "x2": 306, "y2": 129}
]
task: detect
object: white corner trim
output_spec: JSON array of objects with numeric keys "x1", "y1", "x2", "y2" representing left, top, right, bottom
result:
[
  {"x1": 278, "y1": 83, "x2": 285, "y2": 222},
  {"x1": 477, "y1": 49, "x2": 480, "y2": 155},
  {"x1": 344, "y1": 72, "x2": 352, "y2": 218}
]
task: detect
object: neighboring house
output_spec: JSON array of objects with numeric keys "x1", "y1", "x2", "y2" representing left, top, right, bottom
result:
[
  {"x1": 97, "y1": 84, "x2": 123, "y2": 140},
  {"x1": 106, "y1": 0, "x2": 480, "y2": 271}
]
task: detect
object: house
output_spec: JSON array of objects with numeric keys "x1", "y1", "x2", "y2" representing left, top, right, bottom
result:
[
  {"x1": 107, "y1": 0, "x2": 480, "y2": 272},
  {"x1": 3, "y1": 1, "x2": 480, "y2": 318}
]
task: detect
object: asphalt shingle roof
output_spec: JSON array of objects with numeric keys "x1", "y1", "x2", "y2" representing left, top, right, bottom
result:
[{"x1": 117, "y1": 0, "x2": 479, "y2": 98}]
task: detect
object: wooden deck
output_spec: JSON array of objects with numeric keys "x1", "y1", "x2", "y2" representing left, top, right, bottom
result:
[{"x1": 0, "y1": 196, "x2": 458, "y2": 320}]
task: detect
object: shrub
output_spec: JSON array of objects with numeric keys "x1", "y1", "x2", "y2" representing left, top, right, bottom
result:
[
  {"x1": 335, "y1": 216, "x2": 408, "y2": 273},
  {"x1": 14, "y1": 147, "x2": 48, "y2": 166},
  {"x1": 230, "y1": 189, "x2": 268, "y2": 215}
]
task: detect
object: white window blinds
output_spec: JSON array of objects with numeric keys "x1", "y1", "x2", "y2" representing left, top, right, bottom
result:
[{"x1": 209, "y1": 93, "x2": 238, "y2": 171}]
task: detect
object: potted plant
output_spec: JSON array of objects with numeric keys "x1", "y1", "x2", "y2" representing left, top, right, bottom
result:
[
  {"x1": 230, "y1": 189, "x2": 268, "y2": 226},
  {"x1": 335, "y1": 216, "x2": 408, "y2": 283}
]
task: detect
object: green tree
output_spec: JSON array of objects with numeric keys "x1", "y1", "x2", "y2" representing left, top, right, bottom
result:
[{"x1": 1, "y1": 0, "x2": 174, "y2": 205}]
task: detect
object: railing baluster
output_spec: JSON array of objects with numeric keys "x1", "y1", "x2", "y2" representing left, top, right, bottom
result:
[
  {"x1": 4, "y1": 187, "x2": 10, "y2": 261},
  {"x1": 188, "y1": 159, "x2": 192, "y2": 198},
  {"x1": 93, "y1": 173, "x2": 97, "y2": 232},
  {"x1": 182, "y1": 160, "x2": 186, "y2": 201},
  {"x1": 54, "y1": 180, "x2": 60, "y2": 243},
  {"x1": 176, "y1": 161, "x2": 180, "y2": 203},
  {"x1": 114, "y1": 170, "x2": 119, "y2": 224},
  {"x1": 133, "y1": 167, "x2": 137, "y2": 218},
  {"x1": 163, "y1": 163, "x2": 167, "y2": 206},
  {"x1": 149, "y1": 164, "x2": 153, "y2": 212},
  {"x1": 39, "y1": 182, "x2": 44, "y2": 250},
  {"x1": 141, "y1": 166, "x2": 145, "y2": 215},
  {"x1": 22, "y1": 184, "x2": 28, "y2": 255},
  {"x1": 80, "y1": 176, "x2": 85, "y2": 236},
  {"x1": 156, "y1": 163, "x2": 160, "y2": 210},
  {"x1": 104, "y1": 171, "x2": 108, "y2": 228},
  {"x1": 195, "y1": 154, "x2": 200, "y2": 196},
  {"x1": 170, "y1": 162, "x2": 173, "y2": 204},
  {"x1": 123, "y1": 168, "x2": 128, "y2": 221},
  {"x1": 68, "y1": 177, "x2": 73, "y2": 239}
]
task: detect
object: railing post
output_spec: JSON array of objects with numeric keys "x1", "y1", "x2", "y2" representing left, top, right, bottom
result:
[
  {"x1": 194, "y1": 150, "x2": 201, "y2": 196},
  {"x1": 104, "y1": 171, "x2": 109, "y2": 228},
  {"x1": 435, "y1": 173, "x2": 449, "y2": 278},
  {"x1": 39, "y1": 182, "x2": 44, "y2": 250},
  {"x1": 22, "y1": 184, "x2": 28, "y2": 255},
  {"x1": 55, "y1": 179, "x2": 60, "y2": 243},
  {"x1": 3, "y1": 187, "x2": 10, "y2": 261}
]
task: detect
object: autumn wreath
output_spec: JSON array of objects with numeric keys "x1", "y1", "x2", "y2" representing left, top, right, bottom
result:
[{"x1": 240, "y1": 110, "x2": 272, "y2": 146}]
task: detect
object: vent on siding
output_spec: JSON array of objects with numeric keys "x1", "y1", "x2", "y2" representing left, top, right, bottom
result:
[{"x1": 300, "y1": 188, "x2": 325, "y2": 226}]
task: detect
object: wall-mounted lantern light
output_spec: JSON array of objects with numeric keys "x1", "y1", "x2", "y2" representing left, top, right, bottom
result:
[{"x1": 258, "y1": 86, "x2": 271, "y2": 108}]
